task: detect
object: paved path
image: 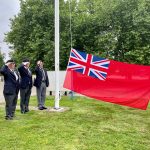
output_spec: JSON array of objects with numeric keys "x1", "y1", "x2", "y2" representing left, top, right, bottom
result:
[
  {"x1": 0, "y1": 81, "x2": 4, "y2": 103},
  {"x1": 0, "y1": 81, "x2": 39, "y2": 103},
  {"x1": 0, "y1": 80, "x2": 69, "y2": 112}
]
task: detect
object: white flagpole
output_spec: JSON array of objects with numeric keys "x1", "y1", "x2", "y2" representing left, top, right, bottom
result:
[{"x1": 54, "y1": 0, "x2": 60, "y2": 109}]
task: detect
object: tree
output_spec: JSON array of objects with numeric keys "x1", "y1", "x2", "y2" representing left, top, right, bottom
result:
[
  {"x1": 6, "y1": 0, "x2": 55, "y2": 70},
  {"x1": 0, "y1": 48, "x2": 5, "y2": 68},
  {"x1": 5, "y1": 0, "x2": 150, "y2": 70},
  {"x1": 72, "y1": 0, "x2": 150, "y2": 63}
]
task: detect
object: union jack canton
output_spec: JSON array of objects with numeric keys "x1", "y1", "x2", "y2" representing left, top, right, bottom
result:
[{"x1": 67, "y1": 49, "x2": 110, "y2": 81}]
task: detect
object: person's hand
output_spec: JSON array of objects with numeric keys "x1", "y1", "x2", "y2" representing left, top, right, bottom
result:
[{"x1": 5, "y1": 62, "x2": 11, "y2": 66}]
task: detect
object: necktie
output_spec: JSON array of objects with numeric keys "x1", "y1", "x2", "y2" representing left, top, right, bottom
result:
[
  {"x1": 42, "y1": 69, "x2": 46, "y2": 81},
  {"x1": 12, "y1": 70, "x2": 18, "y2": 81},
  {"x1": 28, "y1": 69, "x2": 31, "y2": 76}
]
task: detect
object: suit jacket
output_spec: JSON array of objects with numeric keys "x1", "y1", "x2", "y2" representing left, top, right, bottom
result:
[
  {"x1": 18, "y1": 64, "x2": 32, "y2": 89},
  {"x1": 34, "y1": 66, "x2": 49, "y2": 88},
  {"x1": 0, "y1": 65, "x2": 20, "y2": 95}
]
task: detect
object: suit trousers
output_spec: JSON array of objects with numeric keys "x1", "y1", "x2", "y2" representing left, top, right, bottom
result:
[
  {"x1": 4, "y1": 93, "x2": 18, "y2": 117},
  {"x1": 36, "y1": 82, "x2": 46, "y2": 107},
  {"x1": 20, "y1": 86, "x2": 31, "y2": 112}
]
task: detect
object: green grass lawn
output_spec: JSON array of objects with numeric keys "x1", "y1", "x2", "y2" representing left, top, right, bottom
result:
[{"x1": 0, "y1": 96, "x2": 150, "y2": 150}]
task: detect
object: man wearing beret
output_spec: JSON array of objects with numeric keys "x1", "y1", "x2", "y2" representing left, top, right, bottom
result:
[
  {"x1": 0, "y1": 60, "x2": 20, "y2": 120},
  {"x1": 18, "y1": 59, "x2": 32, "y2": 114},
  {"x1": 34, "y1": 60, "x2": 49, "y2": 110}
]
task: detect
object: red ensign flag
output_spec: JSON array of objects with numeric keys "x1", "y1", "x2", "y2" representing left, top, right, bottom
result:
[{"x1": 63, "y1": 49, "x2": 150, "y2": 110}]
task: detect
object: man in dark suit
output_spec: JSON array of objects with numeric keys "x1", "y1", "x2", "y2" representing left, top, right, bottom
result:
[
  {"x1": 34, "y1": 60, "x2": 49, "y2": 110},
  {"x1": 0, "y1": 60, "x2": 20, "y2": 120},
  {"x1": 18, "y1": 59, "x2": 32, "y2": 113}
]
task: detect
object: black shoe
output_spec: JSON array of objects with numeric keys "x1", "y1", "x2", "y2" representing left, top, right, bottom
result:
[
  {"x1": 21, "y1": 111, "x2": 25, "y2": 114},
  {"x1": 5, "y1": 116, "x2": 13, "y2": 120},
  {"x1": 38, "y1": 107, "x2": 44, "y2": 110},
  {"x1": 11, "y1": 114, "x2": 15, "y2": 118},
  {"x1": 42, "y1": 106, "x2": 47, "y2": 109},
  {"x1": 25, "y1": 107, "x2": 29, "y2": 112},
  {"x1": 11, "y1": 112, "x2": 15, "y2": 117}
]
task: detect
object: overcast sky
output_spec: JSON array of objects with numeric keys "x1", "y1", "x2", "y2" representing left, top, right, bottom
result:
[{"x1": 0, "y1": 0, "x2": 20, "y2": 61}]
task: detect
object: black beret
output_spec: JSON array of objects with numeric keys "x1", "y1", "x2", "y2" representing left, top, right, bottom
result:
[
  {"x1": 22, "y1": 59, "x2": 30, "y2": 63},
  {"x1": 6, "y1": 59, "x2": 15, "y2": 64}
]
